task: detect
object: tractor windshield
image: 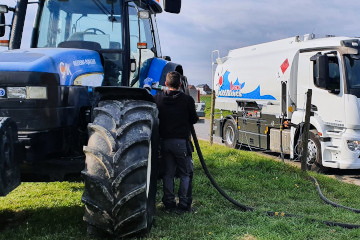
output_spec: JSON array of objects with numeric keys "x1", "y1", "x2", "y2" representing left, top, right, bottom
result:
[
  {"x1": 36, "y1": 0, "x2": 124, "y2": 86},
  {"x1": 36, "y1": 0, "x2": 123, "y2": 50}
]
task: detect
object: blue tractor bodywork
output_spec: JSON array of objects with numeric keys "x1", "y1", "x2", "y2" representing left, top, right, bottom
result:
[
  {"x1": 0, "y1": 0, "x2": 185, "y2": 236},
  {"x1": 0, "y1": 48, "x2": 104, "y2": 85},
  {"x1": 0, "y1": 0, "x2": 185, "y2": 180}
]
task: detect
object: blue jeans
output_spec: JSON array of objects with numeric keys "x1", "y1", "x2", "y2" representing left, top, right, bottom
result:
[{"x1": 161, "y1": 138, "x2": 193, "y2": 210}]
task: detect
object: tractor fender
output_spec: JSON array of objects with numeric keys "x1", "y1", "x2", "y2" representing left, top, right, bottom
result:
[
  {"x1": 159, "y1": 61, "x2": 183, "y2": 85},
  {"x1": 140, "y1": 58, "x2": 184, "y2": 86}
]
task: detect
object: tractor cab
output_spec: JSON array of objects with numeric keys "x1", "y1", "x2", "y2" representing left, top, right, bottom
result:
[
  {"x1": 0, "y1": 0, "x2": 183, "y2": 179},
  {"x1": 36, "y1": 0, "x2": 161, "y2": 87},
  {"x1": 1, "y1": 0, "x2": 169, "y2": 87}
]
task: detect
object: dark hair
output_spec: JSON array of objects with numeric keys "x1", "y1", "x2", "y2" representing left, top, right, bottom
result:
[{"x1": 166, "y1": 71, "x2": 181, "y2": 89}]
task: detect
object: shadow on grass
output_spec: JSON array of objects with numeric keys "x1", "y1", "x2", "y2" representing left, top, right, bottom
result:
[
  {"x1": 0, "y1": 209, "x2": 30, "y2": 232},
  {"x1": 0, "y1": 205, "x2": 86, "y2": 239},
  {"x1": 21, "y1": 172, "x2": 83, "y2": 182}
]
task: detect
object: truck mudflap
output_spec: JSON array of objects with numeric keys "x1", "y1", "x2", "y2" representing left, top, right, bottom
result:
[{"x1": 0, "y1": 117, "x2": 21, "y2": 196}]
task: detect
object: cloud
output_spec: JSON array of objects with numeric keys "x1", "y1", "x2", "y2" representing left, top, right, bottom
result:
[{"x1": 158, "y1": 0, "x2": 360, "y2": 85}]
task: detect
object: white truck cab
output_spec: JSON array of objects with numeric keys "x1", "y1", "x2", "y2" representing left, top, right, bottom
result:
[{"x1": 213, "y1": 34, "x2": 360, "y2": 170}]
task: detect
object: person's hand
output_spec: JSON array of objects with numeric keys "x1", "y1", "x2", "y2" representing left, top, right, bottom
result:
[{"x1": 143, "y1": 77, "x2": 159, "y2": 89}]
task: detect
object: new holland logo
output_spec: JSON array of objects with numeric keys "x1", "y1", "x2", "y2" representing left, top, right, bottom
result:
[
  {"x1": 59, "y1": 62, "x2": 72, "y2": 78},
  {"x1": 0, "y1": 88, "x2": 5, "y2": 97}
]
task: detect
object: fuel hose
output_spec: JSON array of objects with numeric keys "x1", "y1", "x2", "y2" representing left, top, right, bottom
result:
[
  {"x1": 190, "y1": 126, "x2": 360, "y2": 229},
  {"x1": 310, "y1": 176, "x2": 360, "y2": 213}
]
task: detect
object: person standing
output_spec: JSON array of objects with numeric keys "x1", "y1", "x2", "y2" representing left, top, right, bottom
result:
[{"x1": 153, "y1": 71, "x2": 199, "y2": 213}]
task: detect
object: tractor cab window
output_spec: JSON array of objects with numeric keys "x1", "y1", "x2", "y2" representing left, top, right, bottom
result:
[
  {"x1": 128, "y1": 1, "x2": 156, "y2": 87},
  {"x1": 152, "y1": 16, "x2": 162, "y2": 57}
]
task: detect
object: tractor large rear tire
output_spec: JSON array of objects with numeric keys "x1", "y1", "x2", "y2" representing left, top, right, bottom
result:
[{"x1": 82, "y1": 100, "x2": 159, "y2": 238}]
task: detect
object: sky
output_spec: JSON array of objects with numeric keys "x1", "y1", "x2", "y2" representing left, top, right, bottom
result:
[{"x1": 2, "y1": 0, "x2": 360, "y2": 87}]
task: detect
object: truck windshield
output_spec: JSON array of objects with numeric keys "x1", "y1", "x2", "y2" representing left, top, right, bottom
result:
[
  {"x1": 344, "y1": 55, "x2": 360, "y2": 97},
  {"x1": 36, "y1": 0, "x2": 123, "y2": 50}
]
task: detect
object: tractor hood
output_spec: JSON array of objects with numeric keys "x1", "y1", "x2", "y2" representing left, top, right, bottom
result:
[{"x1": 0, "y1": 48, "x2": 104, "y2": 86}]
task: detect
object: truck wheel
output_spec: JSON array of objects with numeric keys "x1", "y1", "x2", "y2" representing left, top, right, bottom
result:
[
  {"x1": 306, "y1": 130, "x2": 327, "y2": 172},
  {"x1": 223, "y1": 119, "x2": 238, "y2": 149},
  {"x1": 296, "y1": 130, "x2": 326, "y2": 172},
  {"x1": 82, "y1": 100, "x2": 159, "y2": 238},
  {"x1": 0, "y1": 117, "x2": 20, "y2": 196}
]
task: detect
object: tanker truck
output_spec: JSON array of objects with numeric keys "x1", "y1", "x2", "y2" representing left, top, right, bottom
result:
[
  {"x1": 0, "y1": 0, "x2": 198, "y2": 237},
  {"x1": 213, "y1": 34, "x2": 360, "y2": 171}
]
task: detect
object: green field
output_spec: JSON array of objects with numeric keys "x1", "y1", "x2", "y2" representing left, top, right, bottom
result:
[
  {"x1": 200, "y1": 95, "x2": 232, "y2": 119},
  {"x1": 1, "y1": 141, "x2": 360, "y2": 239}
]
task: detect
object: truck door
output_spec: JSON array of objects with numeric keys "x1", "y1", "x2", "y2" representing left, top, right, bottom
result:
[
  {"x1": 312, "y1": 52, "x2": 344, "y2": 128},
  {"x1": 298, "y1": 51, "x2": 344, "y2": 128}
]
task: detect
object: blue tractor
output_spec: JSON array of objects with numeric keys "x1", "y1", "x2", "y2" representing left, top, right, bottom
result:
[{"x1": 0, "y1": 0, "x2": 186, "y2": 237}]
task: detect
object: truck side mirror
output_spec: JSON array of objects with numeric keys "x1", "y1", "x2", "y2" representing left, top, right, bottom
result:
[
  {"x1": 163, "y1": 0, "x2": 181, "y2": 14},
  {"x1": 313, "y1": 54, "x2": 329, "y2": 89},
  {"x1": 0, "y1": 13, "x2": 5, "y2": 37}
]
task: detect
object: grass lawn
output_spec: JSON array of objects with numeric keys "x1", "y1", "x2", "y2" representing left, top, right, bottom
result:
[{"x1": 1, "y1": 141, "x2": 360, "y2": 239}]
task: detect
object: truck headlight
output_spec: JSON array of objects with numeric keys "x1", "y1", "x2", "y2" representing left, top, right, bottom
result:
[
  {"x1": 347, "y1": 140, "x2": 360, "y2": 151},
  {"x1": 7, "y1": 87, "x2": 26, "y2": 99},
  {"x1": 27, "y1": 86, "x2": 47, "y2": 99}
]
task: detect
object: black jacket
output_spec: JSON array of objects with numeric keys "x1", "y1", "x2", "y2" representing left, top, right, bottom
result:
[{"x1": 154, "y1": 90, "x2": 199, "y2": 139}]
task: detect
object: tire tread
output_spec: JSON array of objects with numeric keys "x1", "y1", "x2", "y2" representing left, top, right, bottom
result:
[{"x1": 82, "y1": 100, "x2": 158, "y2": 237}]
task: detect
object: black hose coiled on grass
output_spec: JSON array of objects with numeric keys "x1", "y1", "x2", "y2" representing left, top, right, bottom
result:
[
  {"x1": 190, "y1": 126, "x2": 360, "y2": 229},
  {"x1": 310, "y1": 176, "x2": 360, "y2": 213},
  {"x1": 190, "y1": 126, "x2": 254, "y2": 212}
]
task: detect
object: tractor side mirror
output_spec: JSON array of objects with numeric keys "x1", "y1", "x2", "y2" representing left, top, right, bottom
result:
[
  {"x1": 0, "y1": 5, "x2": 9, "y2": 14},
  {"x1": 130, "y1": 58, "x2": 137, "y2": 72},
  {"x1": 0, "y1": 5, "x2": 11, "y2": 38},
  {"x1": 138, "y1": 10, "x2": 150, "y2": 19},
  {"x1": 0, "y1": 13, "x2": 5, "y2": 37},
  {"x1": 163, "y1": 56, "x2": 171, "y2": 61},
  {"x1": 312, "y1": 54, "x2": 329, "y2": 89},
  {"x1": 163, "y1": 0, "x2": 181, "y2": 14}
]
